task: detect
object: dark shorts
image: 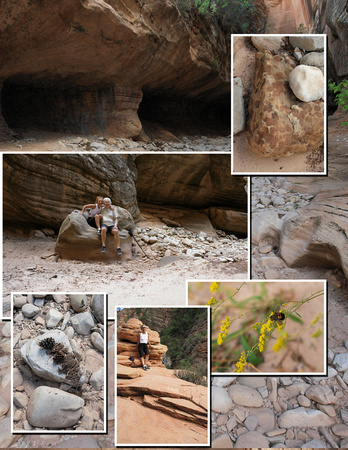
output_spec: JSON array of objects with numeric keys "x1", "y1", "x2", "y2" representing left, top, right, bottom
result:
[
  {"x1": 101, "y1": 224, "x2": 114, "y2": 233},
  {"x1": 138, "y1": 343, "x2": 149, "y2": 357},
  {"x1": 87, "y1": 216, "x2": 97, "y2": 228}
]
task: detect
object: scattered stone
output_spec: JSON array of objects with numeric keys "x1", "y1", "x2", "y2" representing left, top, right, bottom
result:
[
  {"x1": 13, "y1": 295, "x2": 28, "y2": 308},
  {"x1": 212, "y1": 433, "x2": 233, "y2": 448},
  {"x1": 46, "y1": 309, "x2": 64, "y2": 328},
  {"x1": 333, "y1": 353, "x2": 348, "y2": 371},
  {"x1": 212, "y1": 386, "x2": 233, "y2": 413},
  {"x1": 21, "y1": 304, "x2": 39, "y2": 318},
  {"x1": 70, "y1": 294, "x2": 87, "y2": 313},
  {"x1": 278, "y1": 407, "x2": 335, "y2": 428},
  {"x1": 27, "y1": 386, "x2": 84, "y2": 429},
  {"x1": 305, "y1": 385, "x2": 337, "y2": 405},
  {"x1": 289, "y1": 36, "x2": 325, "y2": 51},
  {"x1": 91, "y1": 332, "x2": 104, "y2": 352},
  {"x1": 71, "y1": 312, "x2": 95, "y2": 335},
  {"x1": 234, "y1": 431, "x2": 269, "y2": 447},
  {"x1": 13, "y1": 392, "x2": 28, "y2": 408},
  {"x1": 90, "y1": 367, "x2": 104, "y2": 390},
  {"x1": 228, "y1": 385, "x2": 263, "y2": 407},
  {"x1": 91, "y1": 294, "x2": 104, "y2": 324}
]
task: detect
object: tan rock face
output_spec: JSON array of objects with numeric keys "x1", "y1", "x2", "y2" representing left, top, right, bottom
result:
[
  {"x1": 279, "y1": 189, "x2": 348, "y2": 278},
  {"x1": 117, "y1": 319, "x2": 167, "y2": 367},
  {"x1": 246, "y1": 51, "x2": 324, "y2": 157},
  {"x1": 3, "y1": 154, "x2": 140, "y2": 228}
]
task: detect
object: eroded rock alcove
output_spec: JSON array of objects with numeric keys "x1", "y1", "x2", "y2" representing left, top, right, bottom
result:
[{"x1": 0, "y1": 0, "x2": 230, "y2": 141}]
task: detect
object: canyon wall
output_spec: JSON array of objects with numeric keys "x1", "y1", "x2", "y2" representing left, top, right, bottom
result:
[{"x1": 3, "y1": 154, "x2": 247, "y2": 231}]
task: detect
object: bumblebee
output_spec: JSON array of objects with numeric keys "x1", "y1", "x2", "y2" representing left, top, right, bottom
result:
[{"x1": 270, "y1": 305, "x2": 285, "y2": 324}]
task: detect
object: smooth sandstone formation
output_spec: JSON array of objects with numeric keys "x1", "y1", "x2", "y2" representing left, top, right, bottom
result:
[
  {"x1": 246, "y1": 52, "x2": 324, "y2": 157},
  {"x1": 27, "y1": 386, "x2": 84, "y2": 429},
  {"x1": 55, "y1": 210, "x2": 133, "y2": 262},
  {"x1": 279, "y1": 189, "x2": 348, "y2": 279},
  {"x1": 289, "y1": 65, "x2": 324, "y2": 102}
]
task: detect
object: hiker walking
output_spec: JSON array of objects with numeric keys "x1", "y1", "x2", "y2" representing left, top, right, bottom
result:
[
  {"x1": 100, "y1": 197, "x2": 122, "y2": 255},
  {"x1": 137, "y1": 324, "x2": 151, "y2": 371}
]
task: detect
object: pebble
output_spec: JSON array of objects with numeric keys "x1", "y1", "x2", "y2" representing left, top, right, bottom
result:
[
  {"x1": 234, "y1": 431, "x2": 269, "y2": 447},
  {"x1": 228, "y1": 385, "x2": 263, "y2": 407},
  {"x1": 70, "y1": 294, "x2": 87, "y2": 313},
  {"x1": 305, "y1": 385, "x2": 337, "y2": 405},
  {"x1": 212, "y1": 386, "x2": 233, "y2": 413},
  {"x1": 90, "y1": 367, "x2": 104, "y2": 390},
  {"x1": 13, "y1": 368, "x2": 23, "y2": 388},
  {"x1": 212, "y1": 433, "x2": 233, "y2": 448},
  {"x1": 22, "y1": 304, "x2": 39, "y2": 318},
  {"x1": 238, "y1": 376, "x2": 266, "y2": 389},
  {"x1": 65, "y1": 326, "x2": 75, "y2": 339},
  {"x1": 333, "y1": 353, "x2": 348, "y2": 371},
  {"x1": 91, "y1": 332, "x2": 104, "y2": 352},
  {"x1": 301, "y1": 438, "x2": 327, "y2": 448},
  {"x1": 278, "y1": 407, "x2": 335, "y2": 428},
  {"x1": 298, "y1": 394, "x2": 311, "y2": 407},
  {"x1": 46, "y1": 308, "x2": 64, "y2": 328},
  {"x1": 13, "y1": 392, "x2": 28, "y2": 408},
  {"x1": 13, "y1": 295, "x2": 28, "y2": 308},
  {"x1": 212, "y1": 377, "x2": 236, "y2": 388},
  {"x1": 332, "y1": 423, "x2": 348, "y2": 437},
  {"x1": 91, "y1": 294, "x2": 104, "y2": 324},
  {"x1": 1, "y1": 323, "x2": 11, "y2": 337},
  {"x1": 71, "y1": 312, "x2": 95, "y2": 335},
  {"x1": 27, "y1": 386, "x2": 84, "y2": 429}
]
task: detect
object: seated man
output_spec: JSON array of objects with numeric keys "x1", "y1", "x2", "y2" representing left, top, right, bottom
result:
[{"x1": 100, "y1": 197, "x2": 122, "y2": 255}]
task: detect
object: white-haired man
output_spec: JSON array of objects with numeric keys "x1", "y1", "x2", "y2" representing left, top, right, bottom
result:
[{"x1": 100, "y1": 197, "x2": 122, "y2": 255}]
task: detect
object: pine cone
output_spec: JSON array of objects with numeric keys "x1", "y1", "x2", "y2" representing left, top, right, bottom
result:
[{"x1": 38, "y1": 337, "x2": 55, "y2": 350}]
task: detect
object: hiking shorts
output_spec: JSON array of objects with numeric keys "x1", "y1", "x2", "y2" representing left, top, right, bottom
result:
[{"x1": 138, "y1": 343, "x2": 149, "y2": 357}]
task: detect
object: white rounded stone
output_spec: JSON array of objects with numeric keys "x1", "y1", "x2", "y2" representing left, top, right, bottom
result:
[
  {"x1": 278, "y1": 407, "x2": 335, "y2": 428},
  {"x1": 289, "y1": 65, "x2": 324, "y2": 102},
  {"x1": 212, "y1": 386, "x2": 233, "y2": 414}
]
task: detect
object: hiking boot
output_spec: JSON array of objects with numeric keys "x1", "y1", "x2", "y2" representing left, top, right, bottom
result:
[
  {"x1": 143, "y1": 365, "x2": 147, "y2": 371},
  {"x1": 117, "y1": 247, "x2": 122, "y2": 255},
  {"x1": 101, "y1": 246, "x2": 106, "y2": 253},
  {"x1": 97, "y1": 228, "x2": 101, "y2": 235},
  {"x1": 145, "y1": 365, "x2": 150, "y2": 370}
]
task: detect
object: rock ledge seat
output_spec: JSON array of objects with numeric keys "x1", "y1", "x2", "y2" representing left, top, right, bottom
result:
[{"x1": 55, "y1": 207, "x2": 134, "y2": 261}]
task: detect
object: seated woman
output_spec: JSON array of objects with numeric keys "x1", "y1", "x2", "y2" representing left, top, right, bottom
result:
[{"x1": 81, "y1": 196, "x2": 103, "y2": 235}]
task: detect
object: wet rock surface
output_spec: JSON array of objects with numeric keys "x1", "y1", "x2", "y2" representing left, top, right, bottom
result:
[{"x1": 12, "y1": 294, "x2": 105, "y2": 431}]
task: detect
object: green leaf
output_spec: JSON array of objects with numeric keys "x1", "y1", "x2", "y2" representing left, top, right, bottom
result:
[{"x1": 289, "y1": 313, "x2": 303, "y2": 324}]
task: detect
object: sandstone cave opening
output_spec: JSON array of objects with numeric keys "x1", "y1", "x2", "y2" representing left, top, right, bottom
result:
[
  {"x1": 2, "y1": 77, "x2": 231, "y2": 139},
  {"x1": 138, "y1": 94, "x2": 230, "y2": 137}
]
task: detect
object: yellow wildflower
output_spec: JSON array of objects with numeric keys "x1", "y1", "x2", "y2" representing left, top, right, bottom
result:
[
  {"x1": 217, "y1": 316, "x2": 230, "y2": 345},
  {"x1": 251, "y1": 322, "x2": 260, "y2": 330},
  {"x1": 273, "y1": 332, "x2": 289, "y2": 352},
  {"x1": 235, "y1": 352, "x2": 247, "y2": 373},
  {"x1": 311, "y1": 313, "x2": 322, "y2": 325},
  {"x1": 312, "y1": 328, "x2": 323, "y2": 338},
  {"x1": 258, "y1": 315, "x2": 273, "y2": 352},
  {"x1": 207, "y1": 297, "x2": 217, "y2": 306},
  {"x1": 210, "y1": 282, "x2": 220, "y2": 292}
]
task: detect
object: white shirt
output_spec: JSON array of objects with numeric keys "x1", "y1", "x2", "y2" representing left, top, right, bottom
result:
[{"x1": 139, "y1": 332, "x2": 148, "y2": 344}]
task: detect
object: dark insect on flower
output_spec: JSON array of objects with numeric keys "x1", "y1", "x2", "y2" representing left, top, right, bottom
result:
[
  {"x1": 39, "y1": 337, "x2": 55, "y2": 350},
  {"x1": 270, "y1": 305, "x2": 285, "y2": 325}
]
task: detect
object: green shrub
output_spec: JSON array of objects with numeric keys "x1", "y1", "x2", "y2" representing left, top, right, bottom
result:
[
  {"x1": 175, "y1": 360, "x2": 207, "y2": 386},
  {"x1": 328, "y1": 79, "x2": 348, "y2": 127}
]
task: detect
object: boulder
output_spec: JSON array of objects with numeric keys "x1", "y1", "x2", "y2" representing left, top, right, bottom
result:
[
  {"x1": 289, "y1": 36, "x2": 325, "y2": 51},
  {"x1": 27, "y1": 386, "x2": 84, "y2": 429},
  {"x1": 55, "y1": 210, "x2": 133, "y2": 262},
  {"x1": 69, "y1": 294, "x2": 87, "y2": 313},
  {"x1": 20, "y1": 330, "x2": 86, "y2": 386},
  {"x1": 251, "y1": 36, "x2": 283, "y2": 52},
  {"x1": 205, "y1": 208, "x2": 247, "y2": 236},
  {"x1": 233, "y1": 77, "x2": 245, "y2": 135},
  {"x1": 246, "y1": 52, "x2": 324, "y2": 157},
  {"x1": 300, "y1": 52, "x2": 324, "y2": 73},
  {"x1": 279, "y1": 189, "x2": 348, "y2": 278},
  {"x1": 289, "y1": 65, "x2": 324, "y2": 102},
  {"x1": 71, "y1": 312, "x2": 95, "y2": 335}
]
